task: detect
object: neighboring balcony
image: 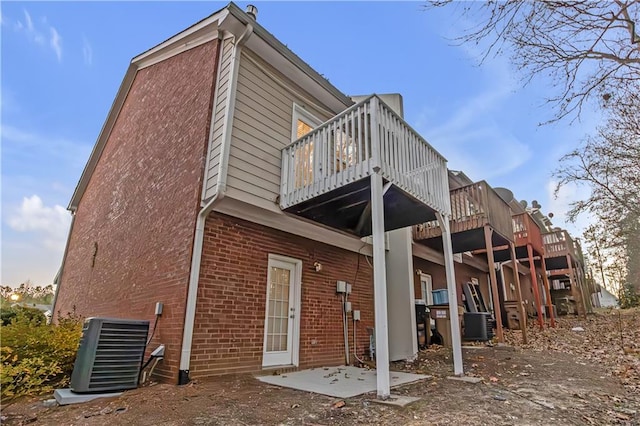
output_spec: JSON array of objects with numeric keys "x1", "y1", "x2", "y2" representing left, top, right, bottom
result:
[
  {"x1": 512, "y1": 213, "x2": 544, "y2": 255},
  {"x1": 413, "y1": 181, "x2": 514, "y2": 253},
  {"x1": 279, "y1": 95, "x2": 451, "y2": 237},
  {"x1": 491, "y1": 212, "x2": 546, "y2": 263},
  {"x1": 543, "y1": 230, "x2": 581, "y2": 270}
]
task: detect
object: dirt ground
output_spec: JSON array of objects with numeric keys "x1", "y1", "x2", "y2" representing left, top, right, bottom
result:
[{"x1": 2, "y1": 308, "x2": 638, "y2": 426}]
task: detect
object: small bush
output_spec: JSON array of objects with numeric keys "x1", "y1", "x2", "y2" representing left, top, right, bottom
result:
[
  {"x1": 1, "y1": 310, "x2": 83, "y2": 402},
  {"x1": 0, "y1": 305, "x2": 46, "y2": 326}
]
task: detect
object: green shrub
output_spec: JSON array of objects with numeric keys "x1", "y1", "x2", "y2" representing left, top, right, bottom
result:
[
  {"x1": 0, "y1": 305, "x2": 46, "y2": 326},
  {"x1": 1, "y1": 311, "x2": 83, "y2": 402}
]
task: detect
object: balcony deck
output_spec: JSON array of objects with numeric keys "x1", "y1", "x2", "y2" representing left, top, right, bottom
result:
[
  {"x1": 543, "y1": 230, "x2": 580, "y2": 270},
  {"x1": 280, "y1": 96, "x2": 450, "y2": 237},
  {"x1": 513, "y1": 213, "x2": 544, "y2": 255},
  {"x1": 413, "y1": 181, "x2": 514, "y2": 253},
  {"x1": 493, "y1": 212, "x2": 545, "y2": 262}
]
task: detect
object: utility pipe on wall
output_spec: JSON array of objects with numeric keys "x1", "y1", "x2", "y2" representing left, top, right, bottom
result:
[
  {"x1": 178, "y1": 21, "x2": 254, "y2": 385},
  {"x1": 342, "y1": 293, "x2": 350, "y2": 365}
]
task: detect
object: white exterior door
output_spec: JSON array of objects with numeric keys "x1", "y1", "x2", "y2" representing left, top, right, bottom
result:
[
  {"x1": 262, "y1": 255, "x2": 301, "y2": 367},
  {"x1": 420, "y1": 273, "x2": 433, "y2": 305},
  {"x1": 420, "y1": 273, "x2": 435, "y2": 327}
]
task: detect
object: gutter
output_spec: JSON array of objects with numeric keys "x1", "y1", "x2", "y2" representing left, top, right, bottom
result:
[
  {"x1": 178, "y1": 20, "x2": 254, "y2": 385},
  {"x1": 225, "y1": 3, "x2": 352, "y2": 108}
]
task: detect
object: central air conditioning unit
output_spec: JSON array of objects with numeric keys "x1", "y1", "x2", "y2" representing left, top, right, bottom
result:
[
  {"x1": 463, "y1": 312, "x2": 494, "y2": 341},
  {"x1": 70, "y1": 317, "x2": 149, "y2": 393}
]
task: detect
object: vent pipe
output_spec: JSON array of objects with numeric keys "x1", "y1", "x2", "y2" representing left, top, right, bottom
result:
[{"x1": 246, "y1": 5, "x2": 258, "y2": 20}]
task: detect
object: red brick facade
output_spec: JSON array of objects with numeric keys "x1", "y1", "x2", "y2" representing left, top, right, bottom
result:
[
  {"x1": 54, "y1": 40, "x2": 221, "y2": 382},
  {"x1": 412, "y1": 256, "x2": 491, "y2": 309},
  {"x1": 189, "y1": 212, "x2": 374, "y2": 377}
]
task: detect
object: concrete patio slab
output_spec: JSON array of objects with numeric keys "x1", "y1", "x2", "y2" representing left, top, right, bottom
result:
[{"x1": 257, "y1": 366, "x2": 429, "y2": 398}]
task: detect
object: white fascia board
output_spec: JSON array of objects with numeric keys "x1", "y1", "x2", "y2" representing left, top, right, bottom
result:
[
  {"x1": 411, "y1": 242, "x2": 445, "y2": 266},
  {"x1": 242, "y1": 35, "x2": 350, "y2": 114},
  {"x1": 133, "y1": 10, "x2": 227, "y2": 66},
  {"x1": 222, "y1": 3, "x2": 353, "y2": 114},
  {"x1": 501, "y1": 259, "x2": 531, "y2": 276},
  {"x1": 213, "y1": 197, "x2": 374, "y2": 256},
  {"x1": 135, "y1": 29, "x2": 221, "y2": 70}
]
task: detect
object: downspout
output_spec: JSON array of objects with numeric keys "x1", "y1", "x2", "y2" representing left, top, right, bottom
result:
[
  {"x1": 51, "y1": 211, "x2": 76, "y2": 321},
  {"x1": 178, "y1": 21, "x2": 254, "y2": 385}
]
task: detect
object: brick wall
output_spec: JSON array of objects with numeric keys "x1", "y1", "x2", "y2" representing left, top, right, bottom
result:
[
  {"x1": 412, "y1": 256, "x2": 490, "y2": 309},
  {"x1": 189, "y1": 212, "x2": 374, "y2": 378},
  {"x1": 54, "y1": 40, "x2": 221, "y2": 382}
]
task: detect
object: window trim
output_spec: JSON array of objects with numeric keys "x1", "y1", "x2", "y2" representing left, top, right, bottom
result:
[
  {"x1": 291, "y1": 103, "x2": 322, "y2": 141},
  {"x1": 420, "y1": 273, "x2": 433, "y2": 305}
]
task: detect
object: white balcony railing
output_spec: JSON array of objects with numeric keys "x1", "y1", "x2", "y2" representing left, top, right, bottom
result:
[{"x1": 280, "y1": 96, "x2": 450, "y2": 216}]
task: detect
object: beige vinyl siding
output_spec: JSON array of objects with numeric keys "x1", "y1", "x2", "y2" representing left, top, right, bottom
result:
[
  {"x1": 225, "y1": 51, "x2": 334, "y2": 212},
  {"x1": 203, "y1": 37, "x2": 234, "y2": 200}
]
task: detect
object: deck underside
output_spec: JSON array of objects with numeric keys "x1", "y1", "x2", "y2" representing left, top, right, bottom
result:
[
  {"x1": 493, "y1": 245, "x2": 543, "y2": 263},
  {"x1": 416, "y1": 227, "x2": 511, "y2": 254},
  {"x1": 283, "y1": 178, "x2": 438, "y2": 238},
  {"x1": 544, "y1": 256, "x2": 570, "y2": 271}
]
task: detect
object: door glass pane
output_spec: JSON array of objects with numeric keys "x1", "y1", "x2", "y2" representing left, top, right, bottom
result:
[
  {"x1": 421, "y1": 275, "x2": 433, "y2": 305},
  {"x1": 266, "y1": 266, "x2": 291, "y2": 352}
]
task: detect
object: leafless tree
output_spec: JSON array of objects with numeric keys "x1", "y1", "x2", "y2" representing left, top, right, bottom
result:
[
  {"x1": 556, "y1": 91, "x2": 640, "y2": 221},
  {"x1": 555, "y1": 88, "x2": 640, "y2": 296},
  {"x1": 427, "y1": 1, "x2": 640, "y2": 121}
]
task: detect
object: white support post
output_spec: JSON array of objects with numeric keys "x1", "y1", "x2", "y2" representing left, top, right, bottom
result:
[
  {"x1": 437, "y1": 212, "x2": 464, "y2": 376},
  {"x1": 371, "y1": 171, "x2": 390, "y2": 399}
]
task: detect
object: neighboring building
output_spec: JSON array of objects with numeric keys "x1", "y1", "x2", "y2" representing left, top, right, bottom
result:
[
  {"x1": 413, "y1": 171, "x2": 532, "y2": 342},
  {"x1": 524, "y1": 206, "x2": 593, "y2": 317},
  {"x1": 493, "y1": 191, "x2": 556, "y2": 329},
  {"x1": 597, "y1": 287, "x2": 619, "y2": 308}
]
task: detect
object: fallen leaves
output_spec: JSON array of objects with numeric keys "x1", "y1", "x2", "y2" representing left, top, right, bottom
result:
[
  {"x1": 504, "y1": 309, "x2": 640, "y2": 393},
  {"x1": 331, "y1": 400, "x2": 346, "y2": 409}
]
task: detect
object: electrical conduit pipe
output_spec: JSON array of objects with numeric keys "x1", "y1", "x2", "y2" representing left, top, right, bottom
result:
[{"x1": 178, "y1": 21, "x2": 254, "y2": 385}]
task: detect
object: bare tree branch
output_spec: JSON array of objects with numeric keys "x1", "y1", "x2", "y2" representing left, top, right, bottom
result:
[{"x1": 425, "y1": 1, "x2": 640, "y2": 122}]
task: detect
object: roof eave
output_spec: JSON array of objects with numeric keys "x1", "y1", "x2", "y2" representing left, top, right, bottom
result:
[
  {"x1": 225, "y1": 2, "x2": 353, "y2": 108},
  {"x1": 68, "y1": 2, "x2": 354, "y2": 211}
]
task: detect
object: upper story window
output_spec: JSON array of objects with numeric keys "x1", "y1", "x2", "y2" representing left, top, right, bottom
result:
[
  {"x1": 292, "y1": 104, "x2": 322, "y2": 188},
  {"x1": 292, "y1": 104, "x2": 321, "y2": 141}
]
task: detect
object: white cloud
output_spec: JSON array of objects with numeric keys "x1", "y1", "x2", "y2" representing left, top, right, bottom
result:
[
  {"x1": 23, "y1": 9, "x2": 34, "y2": 32},
  {"x1": 82, "y1": 36, "x2": 92, "y2": 66},
  {"x1": 409, "y1": 20, "x2": 536, "y2": 181},
  {"x1": 1, "y1": 121, "x2": 87, "y2": 287},
  {"x1": 416, "y1": 71, "x2": 532, "y2": 180},
  {"x1": 8, "y1": 9, "x2": 62, "y2": 62},
  {"x1": 1, "y1": 124, "x2": 90, "y2": 168},
  {"x1": 50, "y1": 27, "x2": 62, "y2": 62},
  {"x1": 8, "y1": 195, "x2": 71, "y2": 251}
]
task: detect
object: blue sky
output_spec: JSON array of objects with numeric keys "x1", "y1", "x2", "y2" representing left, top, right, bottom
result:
[{"x1": 1, "y1": 2, "x2": 597, "y2": 287}]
